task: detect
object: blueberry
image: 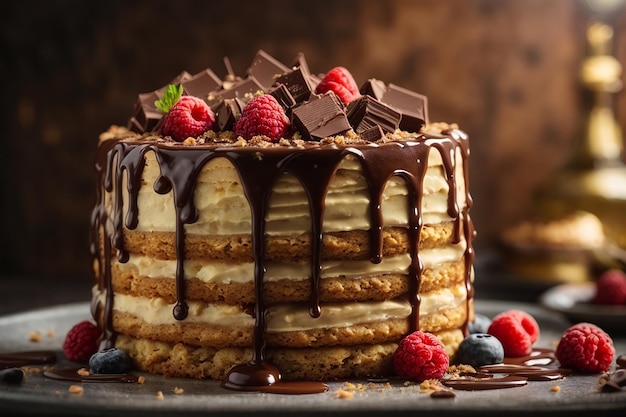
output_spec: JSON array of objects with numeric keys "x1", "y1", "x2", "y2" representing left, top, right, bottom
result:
[
  {"x1": 468, "y1": 314, "x2": 492, "y2": 334},
  {"x1": 89, "y1": 348, "x2": 132, "y2": 374},
  {"x1": 456, "y1": 333, "x2": 504, "y2": 368}
]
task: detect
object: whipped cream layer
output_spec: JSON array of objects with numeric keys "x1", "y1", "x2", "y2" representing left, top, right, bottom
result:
[
  {"x1": 116, "y1": 242, "x2": 466, "y2": 283},
  {"x1": 113, "y1": 148, "x2": 467, "y2": 236},
  {"x1": 95, "y1": 283, "x2": 467, "y2": 332}
]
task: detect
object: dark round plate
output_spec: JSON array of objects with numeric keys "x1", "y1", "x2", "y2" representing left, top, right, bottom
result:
[{"x1": 539, "y1": 282, "x2": 626, "y2": 334}]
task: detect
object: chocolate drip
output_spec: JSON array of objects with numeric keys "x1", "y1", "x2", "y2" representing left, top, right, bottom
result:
[{"x1": 91, "y1": 128, "x2": 473, "y2": 389}]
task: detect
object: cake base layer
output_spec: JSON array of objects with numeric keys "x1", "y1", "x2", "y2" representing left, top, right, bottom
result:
[
  {"x1": 110, "y1": 301, "x2": 470, "y2": 349},
  {"x1": 115, "y1": 329, "x2": 464, "y2": 381}
]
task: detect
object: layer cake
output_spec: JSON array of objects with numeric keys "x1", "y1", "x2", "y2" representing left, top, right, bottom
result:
[{"x1": 90, "y1": 50, "x2": 475, "y2": 384}]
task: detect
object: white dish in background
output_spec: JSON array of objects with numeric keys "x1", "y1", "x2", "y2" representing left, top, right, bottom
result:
[{"x1": 539, "y1": 282, "x2": 626, "y2": 333}]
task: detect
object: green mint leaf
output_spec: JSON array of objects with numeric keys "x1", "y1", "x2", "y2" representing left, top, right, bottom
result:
[{"x1": 154, "y1": 84, "x2": 183, "y2": 113}]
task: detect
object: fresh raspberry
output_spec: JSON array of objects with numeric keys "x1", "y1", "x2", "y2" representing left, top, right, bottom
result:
[
  {"x1": 592, "y1": 269, "x2": 626, "y2": 305},
  {"x1": 487, "y1": 309, "x2": 540, "y2": 357},
  {"x1": 392, "y1": 331, "x2": 449, "y2": 381},
  {"x1": 63, "y1": 320, "x2": 101, "y2": 362},
  {"x1": 234, "y1": 94, "x2": 290, "y2": 142},
  {"x1": 314, "y1": 66, "x2": 360, "y2": 104},
  {"x1": 162, "y1": 96, "x2": 216, "y2": 141},
  {"x1": 555, "y1": 322, "x2": 615, "y2": 373}
]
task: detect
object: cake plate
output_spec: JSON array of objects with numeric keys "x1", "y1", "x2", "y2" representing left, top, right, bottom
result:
[{"x1": 0, "y1": 300, "x2": 625, "y2": 416}]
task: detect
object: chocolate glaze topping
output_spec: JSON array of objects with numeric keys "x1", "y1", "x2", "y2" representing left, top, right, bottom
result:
[{"x1": 90, "y1": 50, "x2": 474, "y2": 391}]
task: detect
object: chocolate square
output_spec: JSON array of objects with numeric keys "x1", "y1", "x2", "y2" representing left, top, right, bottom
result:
[
  {"x1": 346, "y1": 95, "x2": 400, "y2": 135},
  {"x1": 218, "y1": 76, "x2": 264, "y2": 103},
  {"x1": 274, "y1": 66, "x2": 314, "y2": 104},
  {"x1": 360, "y1": 78, "x2": 387, "y2": 100},
  {"x1": 182, "y1": 68, "x2": 223, "y2": 100},
  {"x1": 380, "y1": 83, "x2": 428, "y2": 132},
  {"x1": 246, "y1": 50, "x2": 290, "y2": 90},
  {"x1": 291, "y1": 92, "x2": 351, "y2": 141}
]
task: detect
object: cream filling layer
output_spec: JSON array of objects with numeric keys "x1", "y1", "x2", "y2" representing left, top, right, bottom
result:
[
  {"x1": 115, "y1": 241, "x2": 466, "y2": 284},
  {"x1": 94, "y1": 283, "x2": 467, "y2": 332},
  {"x1": 113, "y1": 149, "x2": 467, "y2": 236}
]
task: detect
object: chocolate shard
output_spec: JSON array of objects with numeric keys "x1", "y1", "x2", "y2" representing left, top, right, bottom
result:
[
  {"x1": 181, "y1": 68, "x2": 223, "y2": 101},
  {"x1": 346, "y1": 95, "x2": 401, "y2": 135},
  {"x1": 216, "y1": 98, "x2": 246, "y2": 131},
  {"x1": 291, "y1": 92, "x2": 351, "y2": 141},
  {"x1": 246, "y1": 50, "x2": 290, "y2": 90},
  {"x1": 274, "y1": 66, "x2": 314, "y2": 104},
  {"x1": 380, "y1": 83, "x2": 428, "y2": 132},
  {"x1": 360, "y1": 78, "x2": 387, "y2": 100},
  {"x1": 269, "y1": 84, "x2": 297, "y2": 114}
]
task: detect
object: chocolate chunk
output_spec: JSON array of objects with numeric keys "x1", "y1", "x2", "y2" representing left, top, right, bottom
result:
[
  {"x1": 127, "y1": 91, "x2": 163, "y2": 133},
  {"x1": 216, "y1": 98, "x2": 245, "y2": 131},
  {"x1": 218, "y1": 76, "x2": 264, "y2": 103},
  {"x1": 360, "y1": 78, "x2": 387, "y2": 100},
  {"x1": 127, "y1": 71, "x2": 194, "y2": 133},
  {"x1": 269, "y1": 84, "x2": 296, "y2": 113},
  {"x1": 360, "y1": 125, "x2": 385, "y2": 142},
  {"x1": 346, "y1": 95, "x2": 400, "y2": 135},
  {"x1": 291, "y1": 92, "x2": 351, "y2": 141},
  {"x1": 170, "y1": 70, "x2": 193, "y2": 85},
  {"x1": 246, "y1": 50, "x2": 290, "y2": 90},
  {"x1": 290, "y1": 52, "x2": 321, "y2": 88},
  {"x1": 274, "y1": 66, "x2": 315, "y2": 104},
  {"x1": 182, "y1": 68, "x2": 223, "y2": 100},
  {"x1": 380, "y1": 83, "x2": 428, "y2": 132}
]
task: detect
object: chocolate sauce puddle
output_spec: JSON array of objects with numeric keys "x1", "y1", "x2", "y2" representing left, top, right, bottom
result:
[
  {"x1": 443, "y1": 375, "x2": 528, "y2": 390},
  {"x1": 43, "y1": 367, "x2": 138, "y2": 383},
  {"x1": 443, "y1": 349, "x2": 571, "y2": 390}
]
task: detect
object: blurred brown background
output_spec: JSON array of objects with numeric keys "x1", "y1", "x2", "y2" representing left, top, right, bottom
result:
[{"x1": 1, "y1": 0, "x2": 625, "y2": 284}]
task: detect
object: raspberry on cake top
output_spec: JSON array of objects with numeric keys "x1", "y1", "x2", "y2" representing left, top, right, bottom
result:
[{"x1": 90, "y1": 50, "x2": 475, "y2": 389}]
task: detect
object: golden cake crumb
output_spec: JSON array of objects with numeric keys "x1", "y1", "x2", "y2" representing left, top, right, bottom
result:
[
  {"x1": 68, "y1": 385, "x2": 83, "y2": 395},
  {"x1": 420, "y1": 379, "x2": 445, "y2": 393},
  {"x1": 173, "y1": 387, "x2": 184, "y2": 395},
  {"x1": 138, "y1": 375, "x2": 146, "y2": 384},
  {"x1": 29, "y1": 331, "x2": 41, "y2": 342},
  {"x1": 342, "y1": 382, "x2": 356, "y2": 391},
  {"x1": 551, "y1": 385, "x2": 561, "y2": 393},
  {"x1": 77, "y1": 368, "x2": 90, "y2": 377},
  {"x1": 335, "y1": 388, "x2": 354, "y2": 399},
  {"x1": 156, "y1": 391, "x2": 164, "y2": 400},
  {"x1": 447, "y1": 364, "x2": 476, "y2": 378}
]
